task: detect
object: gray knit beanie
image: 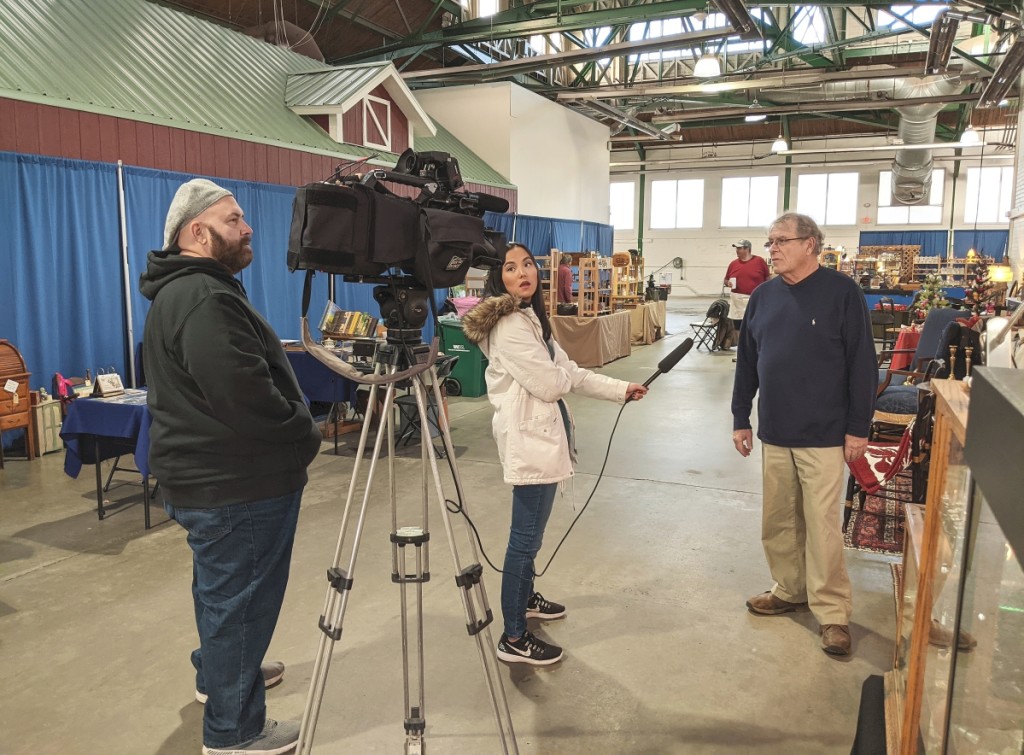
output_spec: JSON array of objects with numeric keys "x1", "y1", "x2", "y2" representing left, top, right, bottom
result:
[{"x1": 163, "y1": 178, "x2": 233, "y2": 250}]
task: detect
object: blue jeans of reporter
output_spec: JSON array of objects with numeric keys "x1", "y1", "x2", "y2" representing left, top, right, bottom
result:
[
  {"x1": 501, "y1": 482, "x2": 558, "y2": 638},
  {"x1": 164, "y1": 490, "x2": 303, "y2": 749}
]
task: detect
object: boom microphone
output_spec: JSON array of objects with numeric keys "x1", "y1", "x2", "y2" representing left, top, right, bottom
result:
[
  {"x1": 643, "y1": 337, "x2": 694, "y2": 388},
  {"x1": 458, "y1": 191, "x2": 510, "y2": 214}
]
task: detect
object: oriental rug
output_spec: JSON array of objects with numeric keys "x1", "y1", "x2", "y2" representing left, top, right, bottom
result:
[{"x1": 843, "y1": 473, "x2": 910, "y2": 555}]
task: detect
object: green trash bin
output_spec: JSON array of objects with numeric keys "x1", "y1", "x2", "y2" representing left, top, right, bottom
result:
[{"x1": 439, "y1": 321, "x2": 488, "y2": 397}]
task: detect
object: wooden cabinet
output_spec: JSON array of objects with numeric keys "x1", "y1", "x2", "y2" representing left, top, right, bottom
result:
[
  {"x1": 32, "y1": 399, "x2": 63, "y2": 455},
  {"x1": 0, "y1": 339, "x2": 35, "y2": 464}
]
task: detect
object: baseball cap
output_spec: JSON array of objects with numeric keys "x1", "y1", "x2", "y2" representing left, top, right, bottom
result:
[{"x1": 732, "y1": 239, "x2": 752, "y2": 249}]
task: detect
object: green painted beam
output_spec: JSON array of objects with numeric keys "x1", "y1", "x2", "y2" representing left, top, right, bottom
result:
[
  {"x1": 335, "y1": 0, "x2": 708, "y2": 63},
  {"x1": 755, "y1": 12, "x2": 836, "y2": 69},
  {"x1": 883, "y1": 6, "x2": 995, "y2": 73}
]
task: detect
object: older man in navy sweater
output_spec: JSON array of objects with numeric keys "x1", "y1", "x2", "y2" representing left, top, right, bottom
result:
[{"x1": 731, "y1": 212, "x2": 877, "y2": 657}]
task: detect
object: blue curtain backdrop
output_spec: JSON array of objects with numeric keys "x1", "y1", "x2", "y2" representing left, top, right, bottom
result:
[
  {"x1": 482, "y1": 212, "x2": 613, "y2": 256},
  {"x1": 0, "y1": 152, "x2": 124, "y2": 393},
  {"x1": 951, "y1": 229, "x2": 1009, "y2": 259},
  {"x1": 122, "y1": 167, "x2": 330, "y2": 344},
  {"x1": 858, "y1": 230, "x2": 949, "y2": 257},
  {"x1": 551, "y1": 218, "x2": 583, "y2": 251}
]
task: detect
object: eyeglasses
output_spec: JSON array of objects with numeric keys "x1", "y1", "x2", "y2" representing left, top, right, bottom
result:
[{"x1": 764, "y1": 236, "x2": 809, "y2": 250}]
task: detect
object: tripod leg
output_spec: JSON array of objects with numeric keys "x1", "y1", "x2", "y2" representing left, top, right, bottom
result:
[
  {"x1": 410, "y1": 370, "x2": 519, "y2": 754},
  {"x1": 297, "y1": 367, "x2": 400, "y2": 754},
  {"x1": 391, "y1": 396, "x2": 429, "y2": 755}
]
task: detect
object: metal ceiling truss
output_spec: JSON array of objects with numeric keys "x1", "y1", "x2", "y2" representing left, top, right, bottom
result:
[{"x1": 234, "y1": 0, "x2": 1021, "y2": 147}]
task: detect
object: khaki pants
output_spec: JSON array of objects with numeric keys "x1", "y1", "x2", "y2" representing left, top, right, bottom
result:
[{"x1": 761, "y1": 443, "x2": 852, "y2": 625}]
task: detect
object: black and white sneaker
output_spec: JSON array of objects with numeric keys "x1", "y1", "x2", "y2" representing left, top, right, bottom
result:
[
  {"x1": 526, "y1": 592, "x2": 566, "y2": 620},
  {"x1": 496, "y1": 631, "x2": 563, "y2": 666}
]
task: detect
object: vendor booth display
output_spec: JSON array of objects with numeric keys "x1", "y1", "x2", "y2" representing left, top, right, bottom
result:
[
  {"x1": 549, "y1": 311, "x2": 631, "y2": 368},
  {"x1": 610, "y1": 252, "x2": 644, "y2": 312},
  {"x1": 629, "y1": 301, "x2": 667, "y2": 345}
]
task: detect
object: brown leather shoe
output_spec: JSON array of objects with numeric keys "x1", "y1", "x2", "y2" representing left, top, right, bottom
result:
[
  {"x1": 928, "y1": 620, "x2": 977, "y2": 651},
  {"x1": 746, "y1": 591, "x2": 807, "y2": 615},
  {"x1": 821, "y1": 624, "x2": 851, "y2": 656}
]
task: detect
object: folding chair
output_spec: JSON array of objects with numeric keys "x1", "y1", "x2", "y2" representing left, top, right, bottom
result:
[
  {"x1": 870, "y1": 297, "x2": 896, "y2": 352},
  {"x1": 690, "y1": 298, "x2": 730, "y2": 351}
]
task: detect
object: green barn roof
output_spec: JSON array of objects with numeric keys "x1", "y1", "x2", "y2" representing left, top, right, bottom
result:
[{"x1": 0, "y1": 0, "x2": 512, "y2": 188}]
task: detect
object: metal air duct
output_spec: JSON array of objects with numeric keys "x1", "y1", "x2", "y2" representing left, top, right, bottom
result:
[{"x1": 769, "y1": 71, "x2": 969, "y2": 204}]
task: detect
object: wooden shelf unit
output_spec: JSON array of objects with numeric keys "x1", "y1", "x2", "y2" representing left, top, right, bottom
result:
[{"x1": 610, "y1": 255, "x2": 644, "y2": 312}]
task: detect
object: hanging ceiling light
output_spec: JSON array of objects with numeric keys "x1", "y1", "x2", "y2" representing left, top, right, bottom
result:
[
  {"x1": 960, "y1": 124, "x2": 981, "y2": 145},
  {"x1": 771, "y1": 134, "x2": 788, "y2": 152},
  {"x1": 693, "y1": 53, "x2": 721, "y2": 78},
  {"x1": 744, "y1": 100, "x2": 767, "y2": 122}
]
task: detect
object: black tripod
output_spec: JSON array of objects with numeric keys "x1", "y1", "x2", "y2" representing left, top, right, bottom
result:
[{"x1": 296, "y1": 283, "x2": 518, "y2": 754}]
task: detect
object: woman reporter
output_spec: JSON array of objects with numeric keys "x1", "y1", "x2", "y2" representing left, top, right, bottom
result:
[{"x1": 462, "y1": 244, "x2": 647, "y2": 666}]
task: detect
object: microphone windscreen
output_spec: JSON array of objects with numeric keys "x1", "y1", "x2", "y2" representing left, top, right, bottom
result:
[
  {"x1": 657, "y1": 338, "x2": 694, "y2": 373},
  {"x1": 471, "y1": 192, "x2": 511, "y2": 214}
]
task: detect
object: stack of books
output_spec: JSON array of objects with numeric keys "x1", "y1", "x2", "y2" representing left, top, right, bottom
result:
[{"x1": 319, "y1": 301, "x2": 379, "y2": 339}]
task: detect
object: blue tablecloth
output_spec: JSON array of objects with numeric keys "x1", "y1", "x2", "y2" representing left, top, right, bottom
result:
[
  {"x1": 286, "y1": 351, "x2": 359, "y2": 406},
  {"x1": 863, "y1": 287, "x2": 966, "y2": 311},
  {"x1": 60, "y1": 390, "x2": 151, "y2": 478}
]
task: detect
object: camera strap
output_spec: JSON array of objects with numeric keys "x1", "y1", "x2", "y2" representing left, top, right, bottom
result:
[{"x1": 301, "y1": 269, "x2": 315, "y2": 318}]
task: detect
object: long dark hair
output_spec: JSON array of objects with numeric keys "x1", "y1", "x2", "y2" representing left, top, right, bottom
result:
[{"x1": 483, "y1": 242, "x2": 552, "y2": 343}]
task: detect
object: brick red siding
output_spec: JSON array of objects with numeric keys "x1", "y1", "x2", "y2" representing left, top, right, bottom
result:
[{"x1": 0, "y1": 97, "x2": 516, "y2": 212}]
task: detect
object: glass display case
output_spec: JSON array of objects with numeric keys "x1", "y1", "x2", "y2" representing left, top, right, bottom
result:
[
  {"x1": 887, "y1": 378, "x2": 971, "y2": 754},
  {"x1": 950, "y1": 367, "x2": 1024, "y2": 753},
  {"x1": 887, "y1": 371, "x2": 1024, "y2": 753}
]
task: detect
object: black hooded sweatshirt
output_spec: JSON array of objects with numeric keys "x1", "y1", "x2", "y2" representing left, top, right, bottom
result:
[{"x1": 139, "y1": 252, "x2": 321, "y2": 508}]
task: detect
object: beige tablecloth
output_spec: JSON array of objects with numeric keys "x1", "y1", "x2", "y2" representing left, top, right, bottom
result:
[
  {"x1": 628, "y1": 301, "x2": 667, "y2": 344},
  {"x1": 550, "y1": 310, "x2": 632, "y2": 367}
]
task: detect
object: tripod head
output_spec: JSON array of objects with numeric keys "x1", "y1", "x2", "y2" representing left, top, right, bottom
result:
[{"x1": 373, "y1": 281, "x2": 429, "y2": 346}]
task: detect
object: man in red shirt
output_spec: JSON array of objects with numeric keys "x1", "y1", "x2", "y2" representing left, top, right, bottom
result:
[
  {"x1": 556, "y1": 253, "x2": 576, "y2": 315},
  {"x1": 725, "y1": 239, "x2": 771, "y2": 331}
]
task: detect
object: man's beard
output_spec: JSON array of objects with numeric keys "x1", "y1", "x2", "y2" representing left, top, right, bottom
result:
[{"x1": 208, "y1": 226, "x2": 253, "y2": 274}]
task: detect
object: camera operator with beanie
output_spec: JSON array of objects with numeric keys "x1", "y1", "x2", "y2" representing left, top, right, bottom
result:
[
  {"x1": 140, "y1": 178, "x2": 321, "y2": 755},
  {"x1": 724, "y1": 239, "x2": 770, "y2": 333},
  {"x1": 461, "y1": 243, "x2": 647, "y2": 665}
]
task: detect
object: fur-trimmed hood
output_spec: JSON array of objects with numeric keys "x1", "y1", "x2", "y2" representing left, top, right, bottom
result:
[{"x1": 460, "y1": 293, "x2": 522, "y2": 344}]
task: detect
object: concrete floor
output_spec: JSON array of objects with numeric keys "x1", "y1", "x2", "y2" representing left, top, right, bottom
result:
[{"x1": 0, "y1": 301, "x2": 899, "y2": 754}]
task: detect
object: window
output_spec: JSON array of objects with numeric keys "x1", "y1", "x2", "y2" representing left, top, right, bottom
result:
[
  {"x1": 609, "y1": 182, "x2": 636, "y2": 230},
  {"x1": 791, "y1": 6, "x2": 827, "y2": 44},
  {"x1": 796, "y1": 172, "x2": 859, "y2": 225},
  {"x1": 720, "y1": 176, "x2": 778, "y2": 227},
  {"x1": 362, "y1": 95, "x2": 391, "y2": 151},
  {"x1": 877, "y1": 3, "x2": 948, "y2": 31},
  {"x1": 627, "y1": 15, "x2": 763, "y2": 61},
  {"x1": 649, "y1": 179, "x2": 704, "y2": 229},
  {"x1": 964, "y1": 166, "x2": 1013, "y2": 223},
  {"x1": 877, "y1": 170, "x2": 944, "y2": 224}
]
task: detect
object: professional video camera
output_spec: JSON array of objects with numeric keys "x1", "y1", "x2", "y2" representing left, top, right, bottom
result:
[{"x1": 287, "y1": 149, "x2": 508, "y2": 289}]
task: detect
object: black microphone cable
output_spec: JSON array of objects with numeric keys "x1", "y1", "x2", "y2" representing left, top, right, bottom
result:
[{"x1": 442, "y1": 333, "x2": 694, "y2": 583}]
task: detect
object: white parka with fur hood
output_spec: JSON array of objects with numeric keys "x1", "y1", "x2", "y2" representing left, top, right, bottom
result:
[{"x1": 461, "y1": 294, "x2": 629, "y2": 485}]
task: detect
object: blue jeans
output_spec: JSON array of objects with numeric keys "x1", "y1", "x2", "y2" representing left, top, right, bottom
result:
[
  {"x1": 501, "y1": 483, "x2": 557, "y2": 639},
  {"x1": 164, "y1": 490, "x2": 303, "y2": 748}
]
